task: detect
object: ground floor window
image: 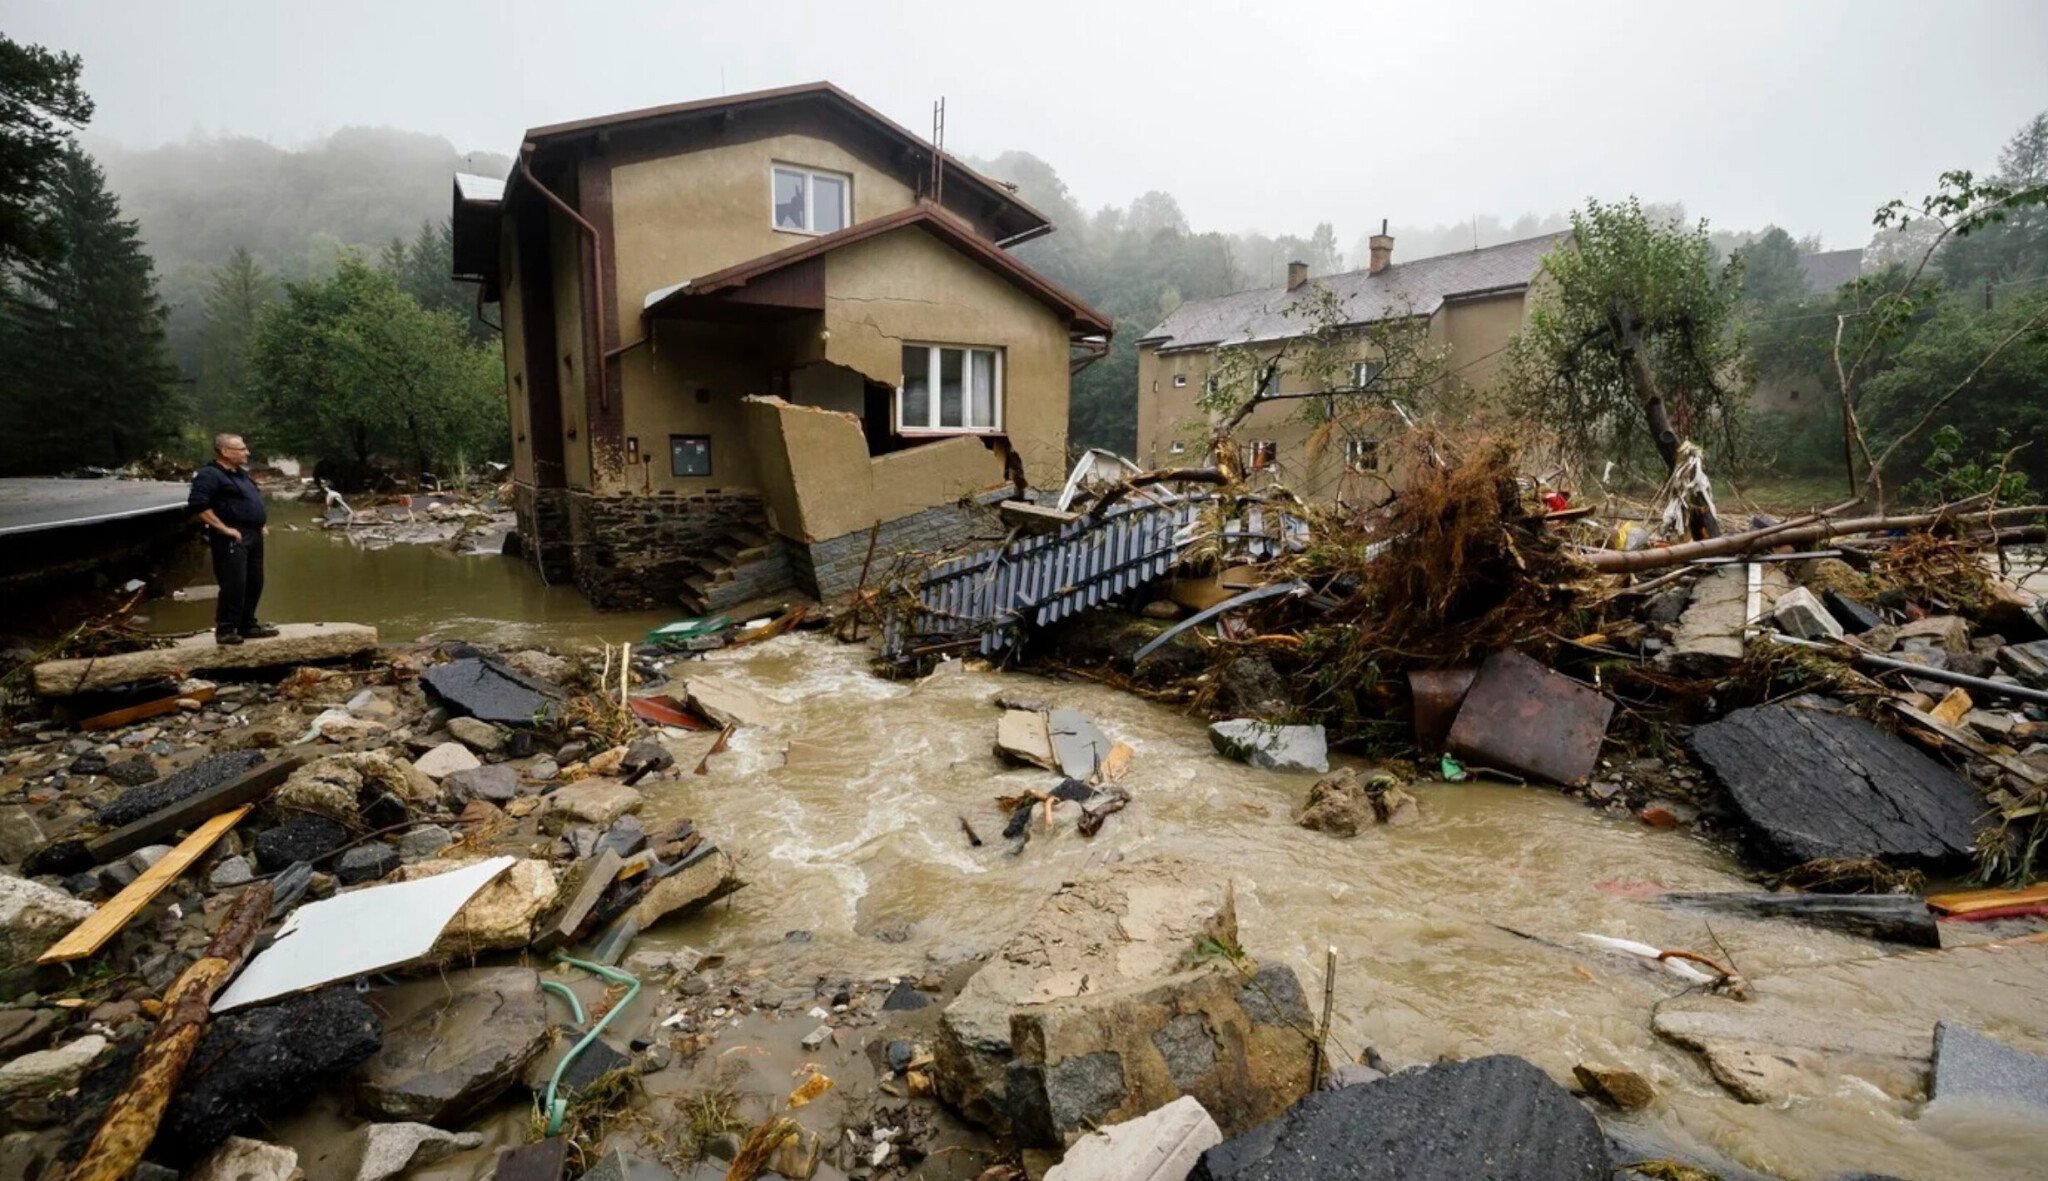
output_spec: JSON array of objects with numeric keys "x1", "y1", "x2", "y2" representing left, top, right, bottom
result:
[
  {"x1": 1346, "y1": 437, "x2": 1379, "y2": 472},
  {"x1": 898, "y1": 343, "x2": 1002, "y2": 432},
  {"x1": 1240, "y1": 440, "x2": 1276, "y2": 471},
  {"x1": 670, "y1": 435, "x2": 711, "y2": 477}
]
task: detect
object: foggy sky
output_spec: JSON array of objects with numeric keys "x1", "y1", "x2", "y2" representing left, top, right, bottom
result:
[{"x1": 12, "y1": 0, "x2": 2047, "y2": 251}]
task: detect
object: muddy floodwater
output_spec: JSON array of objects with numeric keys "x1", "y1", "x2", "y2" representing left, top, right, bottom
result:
[{"x1": 153, "y1": 529, "x2": 2047, "y2": 1180}]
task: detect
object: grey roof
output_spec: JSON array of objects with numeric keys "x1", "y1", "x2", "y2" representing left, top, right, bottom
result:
[
  {"x1": 454, "y1": 173, "x2": 505, "y2": 203},
  {"x1": 1798, "y1": 248, "x2": 1864, "y2": 294},
  {"x1": 1140, "y1": 231, "x2": 1569, "y2": 351}
]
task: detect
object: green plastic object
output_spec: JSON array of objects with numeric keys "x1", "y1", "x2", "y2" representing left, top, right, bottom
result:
[
  {"x1": 645, "y1": 615, "x2": 729, "y2": 644},
  {"x1": 1440, "y1": 755, "x2": 1469, "y2": 782},
  {"x1": 540, "y1": 979, "x2": 585, "y2": 1025},
  {"x1": 543, "y1": 954, "x2": 641, "y2": 1134}
]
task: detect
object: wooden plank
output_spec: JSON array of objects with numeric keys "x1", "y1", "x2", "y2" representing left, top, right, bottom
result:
[
  {"x1": 85, "y1": 754, "x2": 304, "y2": 864},
  {"x1": 79, "y1": 686, "x2": 216, "y2": 731},
  {"x1": 1927, "y1": 882, "x2": 2048, "y2": 916},
  {"x1": 40, "y1": 805, "x2": 252, "y2": 964}
]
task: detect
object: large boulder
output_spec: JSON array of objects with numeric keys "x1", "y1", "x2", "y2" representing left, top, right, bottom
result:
[
  {"x1": 354, "y1": 968, "x2": 549, "y2": 1123},
  {"x1": 936, "y1": 857, "x2": 1311, "y2": 1146},
  {"x1": 0, "y1": 873, "x2": 94, "y2": 966},
  {"x1": 1295, "y1": 768, "x2": 1419, "y2": 837},
  {"x1": 154, "y1": 987, "x2": 383, "y2": 1163},
  {"x1": 1189, "y1": 1055, "x2": 1612, "y2": 1181},
  {"x1": 1690, "y1": 703, "x2": 1985, "y2": 870},
  {"x1": 420, "y1": 656, "x2": 562, "y2": 726},
  {"x1": 393, "y1": 858, "x2": 557, "y2": 952}
]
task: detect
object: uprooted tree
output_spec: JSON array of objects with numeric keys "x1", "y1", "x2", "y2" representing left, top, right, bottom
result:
[{"x1": 1502, "y1": 197, "x2": 1748, "y2": 534}]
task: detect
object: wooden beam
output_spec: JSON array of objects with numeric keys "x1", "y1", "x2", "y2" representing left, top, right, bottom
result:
[
  {"x1": 84, "y1": 754, "x2": 303, "y2": 865},
  {"x1": 79, "y1": 686, "x2": 215, "y2": 731},
  {"x1": 41, "y1": 805, "x2": 253, "y2": 964},
  {"x1": 1927, "y1": 882, "x2": 2048, "y2": 916}
]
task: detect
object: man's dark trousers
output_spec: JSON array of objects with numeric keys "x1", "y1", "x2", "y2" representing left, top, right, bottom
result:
[{"x1": 211, "y1": 532, "x2": 265, "y2": 636}]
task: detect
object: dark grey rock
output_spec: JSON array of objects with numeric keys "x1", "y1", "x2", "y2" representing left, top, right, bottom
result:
[
  {"x1": 597, "y1": 815, "x2": 647, "y2": 859},
  {"x1": 1152, "y1": 1013, "x2": 1218, "y2": 1089},
  {"x1": 554, "y1": 1035, "x2": 632, "y2": 1096},
  {"x1": 1239, "y1": 963, "x2": 1313, "y2": 1029},
  {"x1": 1191, "y1": 1055, "x2": 1612, "y2": 1181},
  {"x1": 1931, "y1": 1021, "x2": 2048, "y2": 1111},
  {"x1": 420, "y1": 657, "x2": 562, "y2": 727},
  {"x1": 252, "y1": 815, "x2": 348, "y2": 872},
  {"x1": 1209, "y1": 720, "x2": 1328, "y2": 774},
  {"x1": 443, "y1": 763, "x2": 520, "y2": 804},
  {"x1": 1690, "y1": 704, "x2": 1985, "y2": 870},
  {"x1": 105, "y1": 756, "x2": 159, "y2": 787},
  {"x1": 622, "y1": 739, "x2": 673, "y2": 775},
  {"x1": 1007, "y1": 1051, "x2": 1127, "y2": 1146},
  {"x1": 93, "y1": 750, "x2": 268, "y2": 826},
  {"x1": 69, "y1": 752, "x2": 108, "y2": 776},
  {"x1": 267, "y1": 862, "x2": 313, "y2": 918},
  {"x1": 1824, "y1": 591, "x2": 1884, "y2": 633},
  {"x1": 1218, "y1": 655, "x2": 1291, "y2": 718},
  {"x1": 355, "y1": 967, "x2": 549, "y2": 1124},
  {"x1": 153, "y1": 987, "x2": 383, "y2": 1163},
  {"x1": 396, "y1": 825, "x2": 453, "y2": 861},
  {"x1": 881, "y1": 981, "x2": 929, "y2": 1011},
  {"x1": 335, "y1": 843, "x2": 400, "y2": 885}
]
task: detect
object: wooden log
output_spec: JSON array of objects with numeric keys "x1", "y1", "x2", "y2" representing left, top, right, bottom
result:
[
  {"x1": 85, "y1": 754, "x2": 304, "y2": 865},
  {"x1": 34, "y1": 623, "x2": 378, "y2": 696},
  {"x1": 64, "y1": 881, "x2": 274, "y2": 1181},
  {"x1": 1578, "y1": 505, "x2": 2048, "y2": 574},
  {"x1": 40, "y1": 805, "x2": 253, "y2": 964},
  {"x1": 1656, "y1": 891, "x2": 1940, "y2": 947},
  {"x1": 79, "y1": 686, "x2": 216, "y2": 731}
]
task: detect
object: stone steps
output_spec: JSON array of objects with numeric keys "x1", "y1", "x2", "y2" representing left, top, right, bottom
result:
[{"x1": 677, "y1": 512, "x2": 792, "y2": 615}]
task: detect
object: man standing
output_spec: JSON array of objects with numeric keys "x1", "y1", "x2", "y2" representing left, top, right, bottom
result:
[{"x1": 188, "y1": 433, "x2": 279, "y2": 645}]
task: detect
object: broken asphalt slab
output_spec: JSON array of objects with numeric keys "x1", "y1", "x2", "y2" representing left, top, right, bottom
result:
[
  {"x1": 1930, "y1": 1021, "x2": 2048, "y2": 1113},
  {"x1": 1654, "y1": 891, "x2": 1939, "y2": 947},
  {"x1": 1189, "y1": 1055, "x2": 1612, "y2": 1181},
  {"x1": 419, "y1": 656, "x2": 564, "y2": 726},
  {"x1": 354, "y1": 967, "x2": 549, "y2": 1123},
  {"x1": 91, "y1": 750, "x2": 270, "y2": 827},
  {"x1": 1689, "y1": 703, "x2": 1986, "y2": 870}
]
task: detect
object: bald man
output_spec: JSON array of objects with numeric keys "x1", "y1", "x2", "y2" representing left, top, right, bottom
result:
[{"x1": 188, "y1": 433, "x2": 278, "y2": 645}]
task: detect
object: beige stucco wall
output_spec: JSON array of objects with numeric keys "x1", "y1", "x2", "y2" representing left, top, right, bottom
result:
[
  {"x1": 614, "y1": 319, "x2": 776, "y2": 495},
  {"x1": 610, "y1": 131, "x2": 919, "y2": 343},
  {"x1": 741, "y1": 397, "x2": 1001, "y2": 543},
  {"x1": 1439, "y1": 291, "x2": 1529, "y2": 392},
  {"x1": 499, "y1": 219, "x2": 534, "y2": 486},
  {"x1": 549, "y1": 206, "x2": 592, "y2": 490},
  {"x1": 816, "y1": 227, "x2": 1071, "y2": 485}
]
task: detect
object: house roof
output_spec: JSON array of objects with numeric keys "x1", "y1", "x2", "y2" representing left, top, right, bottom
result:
[
  {"x1": 642, "y1": 202, "x2": 1113, "y2": 337},
  {"x1": 453, "y1": 173, "x2": 505, "y2": 203},
  {"x1": 523, "y1": 82, "x2": 1051, "y2": 245},
  {"x1": 1139, "y1": 230, "x2": 1570, "y2": 352},
  {"x1": 1798, "y1": 248, "x2": 1864, "y2": 294}
]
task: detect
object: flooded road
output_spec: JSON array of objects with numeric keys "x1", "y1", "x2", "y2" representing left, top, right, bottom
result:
[
  {"x1": 143, "y1": 529, "x2": 2046, "y2": 1180},
  {"x1": 142, "y1": 523, "x2": 674, "y2": 647}
]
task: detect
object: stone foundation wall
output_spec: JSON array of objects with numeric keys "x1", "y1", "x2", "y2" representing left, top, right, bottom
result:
[
  {"x1": 794, "y1": 493, "x2": 1008, "y2": 599},
  {"x1": 511, "y1": 484, "x2": 574, "y2": 586},
  {"x1": 565, "y1": 489, "x2": 776, "y2": 610}
]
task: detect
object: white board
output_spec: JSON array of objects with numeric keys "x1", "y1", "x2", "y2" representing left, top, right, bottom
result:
[{"x1": 213, "y1": 856, "x2": 515, "y2": 1012}]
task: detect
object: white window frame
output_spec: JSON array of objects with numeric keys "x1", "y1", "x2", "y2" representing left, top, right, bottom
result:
[
  {"x1": 1172, "y1": 373, "x2": 1187, "y2": 388},
  {"x1": 1168, "y1": 440, "x2": 1186, "y2": 455},
  {"x1": 1346, "y1": 437, "x2": 1380, "y2": 473},
  {"x1": 770, "y1": 163, "x2": 852, "y2": 235},
  {"x1": 1352, "y1": 360, "x2": 1385, "y2": 389},
  {"x1": 896, "y1": 342, "x2": 1004, "y2": 434}
]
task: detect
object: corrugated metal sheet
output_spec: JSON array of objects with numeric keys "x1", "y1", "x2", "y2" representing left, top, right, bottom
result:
[{"x1": 883, "y1": 495, "x2": 1306, "y2": 661}]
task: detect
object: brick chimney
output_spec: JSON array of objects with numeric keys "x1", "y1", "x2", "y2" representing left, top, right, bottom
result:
[
  {"x1": 1286, "y1": 260, "x2": 1309, "y2": 291},
  {"x1": 1368, "y1": 219, "x2": 1394, "y2": 275}
]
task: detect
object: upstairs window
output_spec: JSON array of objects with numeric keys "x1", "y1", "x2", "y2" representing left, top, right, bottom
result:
[
  {"x1": 1346, "y1": 438, "x2": 1380, "y2": 473},
  {"x1": 1172, "y1": 373, "x2": 1187, "y2": 388},
  {"x1": 1240, "y1": 440, "x2": 1277, "y2": 471},
  {"x1": 1352, "y1": 360, "x2": 1385, "y2": 390},
  {"x1": 899, "y1": 343, "x2": 1002, "y2": 432},
  {"x1": 771, "y1": 165, "x2": 849, "y2": 234}
]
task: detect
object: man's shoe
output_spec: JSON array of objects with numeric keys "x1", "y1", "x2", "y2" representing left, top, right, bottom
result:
[
  {"x1": 214, "y1": 630, "x2": 244, "y2": 646},
  {"x1": 240, "y1": 623, "x2": 282, "y2": 639}
]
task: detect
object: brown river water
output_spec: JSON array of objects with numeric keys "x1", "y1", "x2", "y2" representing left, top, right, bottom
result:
[{"x1": 150, "y1": 526, "x2": 2048, "y2": 1180}]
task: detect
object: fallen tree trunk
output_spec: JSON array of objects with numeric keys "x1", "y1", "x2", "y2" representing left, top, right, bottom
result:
[
  {"x1": 65, "y1": 881, "x2": 274, "y2": 1181},
  {"x1": 1578, "y1": 504, "x2": 2048, "y2": 574}
]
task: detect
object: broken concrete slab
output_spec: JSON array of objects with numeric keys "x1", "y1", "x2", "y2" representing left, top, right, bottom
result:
[
  {"x1": 1654, "y1": 891, "x2": 1939, "y2": 946},
  {"x1": 1445, "y1": 649, "x2": 1614, "y2": 786},
  {"x1": 91, "y1": 750, "x2": 271, "y2": 827},
  {"x1": 542, "y1": 779, "x2": 643, "y2": 832},
  {"x1": 420, "y1": 656, "x2": 563, "y2": 726},
  {"x1": 1653, "y1": 938, "x2": 2048, "y2": 1105},
  {"x1": 1690, "y1": 703, "x2": 1985, "y2": 870},
  {"x1": 1189, "y1": 1055, "x2": 1612, "y2": 1181},
  {"x1": 1896, "y1": 615, "x2": 1972, "y2": 654},
  {"x1": 156, "y1": 986, "x2": 384, "y2": 1163},
  {"x1": 996, "y1": 708, "x2": 1057, "y2": 769},
  {"x1": 1044, "y1": 1094, "x2": 1222, "y2": 1181},
  {"x1": 0, "y1": 873, "x2": 95, "y2": 965},
  {"x1": 681, "y1": 674, "x2": 776, "y2": 728},
  {"x1": 1773, "y1": 586, "x2": 1845, "y2": 640},
  {"x1": 34, "y1": 623, "x2": 378, "y2": 696},
  {"x1": 411, "y1": 741, "x2": 481, "y2": 780},
  {"x1": 1930, "y1": 1021, "x2": 2048, "y2": 1113},
  {"x1": 1049, "y1": 708, "x2": 1112, "y2": 779},
  {"x1": 355, "y1": 967, "x2": 549, "y2": 1123},
  {"x1": 1208, "y1": 720, "x2": 1327, "y2": 774},
  {"x1": 1660, "y1": 564, "x2": 1784, "y2": 669},
  {"x1": 188, "y1": 1137, "x2": 299, "y2": 1181},
  {"x1": 936, "y1": 856, "x2": 1308, "y2": 1145},
  {"x1": 351, "y1": 1122, "x2": 485, "y2": 1181},
  {"x1": 394, "y1": 858, "x2": 558, "y2": 953}
]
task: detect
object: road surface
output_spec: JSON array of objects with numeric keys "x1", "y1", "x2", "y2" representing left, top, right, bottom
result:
[{"x1": 0, "y1": 477, "x2": 191, "y2": 537}]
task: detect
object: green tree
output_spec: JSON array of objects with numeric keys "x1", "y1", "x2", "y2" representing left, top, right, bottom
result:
[
  {"x1": 248, "y1": 255, "x2": 505, "y2": 481},
  {"x1": 1502, "y1": 197, "x2": 1748, "y2": 483},
  {"x1": 1735, "y1": 227, "x2": 1809, "y2": 306},
  {"x1": 0, "y1": 34, "x2": 93, "y2": 268},
  {"x1": 196, "y1": 246, "x2": 275, "y2": 430},
  {"x1": 1930, "y1": 110, "x2": 2048, "y2": 292},
  {"x1": 379, "y1": 219, "x2": 491, "y2": 340},
  {"x1": 1859, "y1": 290, "x2": 2048, "y2": 493},
  {"x1": 0, "y1": 146, "x2": 180, "y2": 475}
]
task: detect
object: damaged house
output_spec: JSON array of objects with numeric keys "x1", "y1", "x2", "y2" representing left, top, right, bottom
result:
[
  {"x1": 451, "y1": 82, "x2": 1111, "y2": 609},
  {"x1": 1133, "y1": 229, "x2": 1566, "y2": 501}
]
